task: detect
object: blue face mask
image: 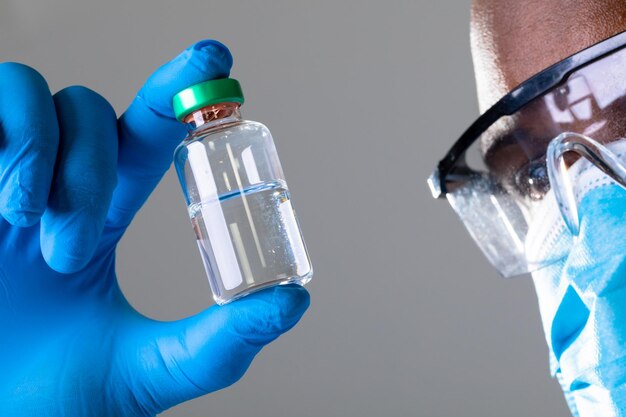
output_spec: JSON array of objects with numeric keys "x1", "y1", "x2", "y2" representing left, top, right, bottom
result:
[{"x1": 531, "y1": 141, "x2": 626, "y2": 416}]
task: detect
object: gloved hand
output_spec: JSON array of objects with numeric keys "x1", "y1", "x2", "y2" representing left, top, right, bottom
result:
[
  {"x1": 0, "y1": 40, "x2": 309, "y2": 416},
  {"x1": 532, "y1": 184, "x2": 626, "y2": 417}
]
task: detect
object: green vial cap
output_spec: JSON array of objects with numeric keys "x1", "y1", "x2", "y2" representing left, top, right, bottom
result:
[{"x1": 172, "y1": 78, "x2": 245, "y2": 121}]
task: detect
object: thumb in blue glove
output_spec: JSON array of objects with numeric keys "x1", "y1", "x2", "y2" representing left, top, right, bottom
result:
[{"x1": 0, "y1": 40, "x2": 310, "y2": 416}]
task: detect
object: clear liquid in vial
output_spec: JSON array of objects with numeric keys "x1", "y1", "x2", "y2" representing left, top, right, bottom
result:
[{"x1": 188, "y1": 180, "x2": 312, "y2": 304}]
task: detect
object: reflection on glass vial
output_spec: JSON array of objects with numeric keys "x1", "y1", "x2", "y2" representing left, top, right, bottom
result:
[{"x1": 173, "y1": 78, "x2": 312, "y2": 304}]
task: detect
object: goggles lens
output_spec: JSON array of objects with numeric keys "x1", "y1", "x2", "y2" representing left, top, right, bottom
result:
[{"x1": 441, "y1": 46, "x2": 626, "y2": 277}]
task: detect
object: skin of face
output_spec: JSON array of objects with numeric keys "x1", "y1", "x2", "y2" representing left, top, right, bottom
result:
[
  {"x1": 471, "y1": 0, "x2": 626, "y2": 113},
  {"x1": 471, "y1": 0, "x2": 626, "y2": 200}
]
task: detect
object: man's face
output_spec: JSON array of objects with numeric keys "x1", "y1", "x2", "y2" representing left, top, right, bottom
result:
[
  {"x1": 484, "y1": 76, "x2": 626, "y2": 203},
  {"x1": 471, "y1": 0, "x2": 626, "y2": 112},
  {"x1": 468, "y1": 7, "x2": 626, "y2": 415},
  {"x1": 472, "y1": 0, "x2": 626, "y2": 203}
]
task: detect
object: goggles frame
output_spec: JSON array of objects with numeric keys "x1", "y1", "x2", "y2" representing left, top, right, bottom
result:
[{"x1": 428, "y1": 30, "x2": 626, "y2": 199}]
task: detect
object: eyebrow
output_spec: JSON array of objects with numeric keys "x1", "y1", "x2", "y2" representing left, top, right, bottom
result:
[
  {"x1": 483, "y1": 133, "x2": 520, "y2": 163},
  {"x1": 483, "y1": 116, "x2": 558, "y2": 161},
  {"x1": 481, "y1": 123, "x2": 534, "y2": 166},
  {"x1": 482, "y1": 128, "x2": 558, "y2": 189}
]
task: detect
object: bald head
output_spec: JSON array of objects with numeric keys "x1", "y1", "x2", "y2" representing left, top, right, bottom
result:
[{"x1": 471, "y1": 0, "x2": 626, "y2": 112}]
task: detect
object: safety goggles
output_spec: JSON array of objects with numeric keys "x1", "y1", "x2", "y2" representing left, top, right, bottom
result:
[{"x1": 428, "y1": 30, "x2": 626, "y2": 277}]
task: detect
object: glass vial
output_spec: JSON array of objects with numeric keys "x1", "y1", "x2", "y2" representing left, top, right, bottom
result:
[{"x1": 172, "y1": 78, "x2": 312, "y2": 305}]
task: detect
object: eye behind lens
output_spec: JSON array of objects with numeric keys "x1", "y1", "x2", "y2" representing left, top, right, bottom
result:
[{"x1": 514, "y1": 159, "x2": 551, "y2": 200}]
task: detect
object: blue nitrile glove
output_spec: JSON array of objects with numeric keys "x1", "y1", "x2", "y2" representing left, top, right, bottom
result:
[
  {"x1": 532, "y1": 184, "x2": 626, "y2": 417},
  {"x1": 0, "y1": 40, "x2": 309, "y2": 416}
]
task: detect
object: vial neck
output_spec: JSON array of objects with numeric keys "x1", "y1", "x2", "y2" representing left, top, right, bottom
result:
[{"x1": 184, "y1": 102, "x2": 242, "y2": 131}]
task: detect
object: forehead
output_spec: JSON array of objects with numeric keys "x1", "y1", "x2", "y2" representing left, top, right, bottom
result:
[{"x1": 471, "y1": 0, "x2": 626, "y2": 112}]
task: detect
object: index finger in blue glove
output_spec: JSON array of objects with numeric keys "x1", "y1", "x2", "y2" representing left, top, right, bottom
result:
[
  {"x1": 107, "y1": 40, "x2": 232, "y2": 230},
  {"x1": 0, "y1": 63, "x2": 59, "y2": 227}
]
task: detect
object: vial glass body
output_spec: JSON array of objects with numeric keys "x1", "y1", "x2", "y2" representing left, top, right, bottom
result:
[{"x1": 174, "y1": 104, "x2": 312, "y2": 305}]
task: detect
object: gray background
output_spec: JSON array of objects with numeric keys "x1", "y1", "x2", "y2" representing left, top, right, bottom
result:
[{"x1": 1, "y1": 1, "x2": 570, "y2": 416}]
